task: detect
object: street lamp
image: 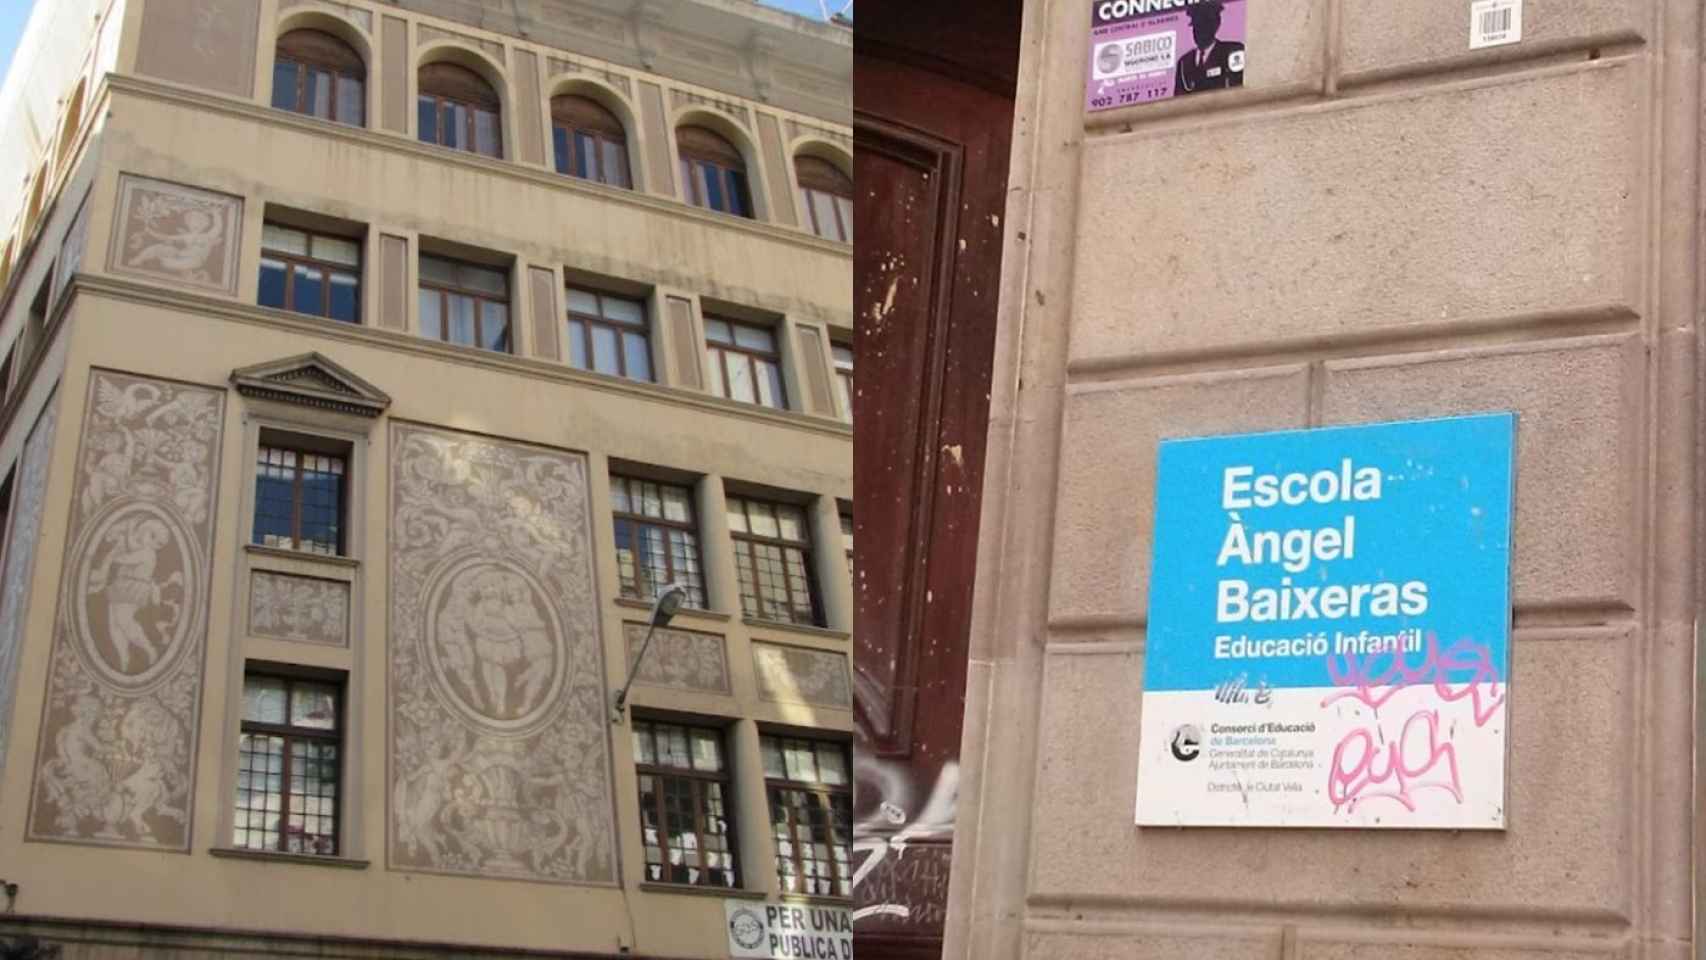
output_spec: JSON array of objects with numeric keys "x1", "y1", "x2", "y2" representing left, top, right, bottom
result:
[{"x1": 610, "y1": 583, "x2": 688, "y2": 724}]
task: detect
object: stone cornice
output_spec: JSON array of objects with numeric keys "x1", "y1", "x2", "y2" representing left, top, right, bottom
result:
[
  {"x1": 104, "y1": 74, "x2": 854, "y2": 263},
  {"x1": 70, "y1": 274, "x2": 856, "y2": 442}
]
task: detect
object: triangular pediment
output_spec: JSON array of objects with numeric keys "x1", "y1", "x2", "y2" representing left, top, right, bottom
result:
[{"x1": 230, "y1": 352, "x2": 391, "y2": 418}]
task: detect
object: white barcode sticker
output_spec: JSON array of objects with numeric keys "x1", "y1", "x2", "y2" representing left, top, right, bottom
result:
[{"x1": 1470, "y1": 0, "x2": 1522, "y2": 49}]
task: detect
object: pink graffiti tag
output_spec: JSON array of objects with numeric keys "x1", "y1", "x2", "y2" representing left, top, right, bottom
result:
[
  {"x1": 1321, "y1": 633, "x2": 1505, "y2": 814},
  {"x1": 1322, "y1": 632, "x2": 1505, "y2": 727},
  {"x1": 1327, "y1": 709, "x2": 1463, "y2": 813}
]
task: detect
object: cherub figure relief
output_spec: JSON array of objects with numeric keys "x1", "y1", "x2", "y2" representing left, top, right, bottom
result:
[
  {"x1": 87, "y1": 516, "x2": 179, "y2": 672},
  {"x1": 125, "y1": 196, "x2": 225, "y2": 282}
]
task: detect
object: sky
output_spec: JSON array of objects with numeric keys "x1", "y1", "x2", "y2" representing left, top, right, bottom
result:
[
  {"x1": 0, "y1": 0, "x2": 31, "y2": 87},
  {"x1": 755, "y1": 0, "x2": 849, "y2": 21}
]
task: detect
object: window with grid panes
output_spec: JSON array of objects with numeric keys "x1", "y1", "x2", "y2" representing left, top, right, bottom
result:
[
  {"x1": 253, "y1": 441, "x2": 346, "y2": 555},
  {"x1": 796, "y1": 156, "x2": 853, "y2": 243},
  {"x1": 611, "y1": 475, "x2": 706, "y2": 608},
  {"x1": 567, "y1": 288, "x2": 652, "y2": 381},
  {"x1": 235, "y1": 672, "x2": 342, "y2": 855},
  {"x1": 417, "y1": 62, "x2": 502, "y2": 157},
  {"x1": 761, "y1": 734, "x2": 852, "y2": 896},
  {"x1": 704, "y1": 317, "x2": 787, "y2": 410},
  {"x1": 678, "y1": 126, "x2": 752, "y2": 218},
  {"x1": 727, "y1": 496, "x2": 821, "y2": 626},
  {"x1": 271, "y1": 29, "x2": 365, "y2": 127},
  {"x1": 418, "y1": 254, "x2": 511, "y2": 352},
  {"x1": 831, "y1": 341, "x2": 853, "y2": 420},
  {"x1": 552, "y1": 95, "x2": 631, "y2": 188},
  {"x1": 632, "y1": 719, "x2": 738, "y2": 887},
  {"x1": 258, "y1": 223, "x2": 361, "y2": 323}
]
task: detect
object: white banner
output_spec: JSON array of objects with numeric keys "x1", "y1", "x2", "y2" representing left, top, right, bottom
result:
[{"x1": 724, "y1": 900, "x2": 854, "y2": 959}]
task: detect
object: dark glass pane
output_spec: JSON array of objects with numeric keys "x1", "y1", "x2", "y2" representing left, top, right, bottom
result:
[
  {"x1": 252, "y1": 473, "x2": 295, "y2": 548},
  {"x1": 729, "y1": 170, "x2": 751, "y2": 218},
  {"x1": 553, "y1": 126, "x2": 570, "y2": 175},
  {"x1": 272, "y1": 60, "x2": 300, "y2": 112},
  {"x1": 481, "y1": 302, "x2": 510, "y2": 352},
  {"x1": 291, "y1": 264, "x2": 324, "y2": 317},
  {"x1": 567, "y1": 318, "x2": 588, "y2": 369},
  {"x1": 417, "y1": 96, "x2": 437, "y2": 144},
  {"x1": 703, "y1": 162, "x2": 726, "y2": 212},
  {"x1": 257, "y1": 257, "x2": 288, "y2": 309},
  {"x1": 574, "y1": 132, "x2": 595, "y2": 180},
  {"x1": 329, "y1": 272, "x2": 359, "y2": 323}
]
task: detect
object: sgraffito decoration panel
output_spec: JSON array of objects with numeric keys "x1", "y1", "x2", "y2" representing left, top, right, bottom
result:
[
  {"x1": 134, "y1": 0, "x2": 261, "y2": 98},
  {"x1": 388, "y1": 424, "x2": 617, "y2": 885},
  {"x1": 753, "y1": 641, "x2": 852, "y2": 708},
  {"x1": 249, "y1": 572, "x2": 349, "y2": 647},
  {"x1": 27, "y1": 372, "x2": 226, "y2": 850},
  {"x1": 622, "y1": 622, "x2": 730, "y2": 695},
  {"x1": 0, "y1": 392, "x2": 61, "y2": 775},
  {"x1": 106, "y1": 176, "x2": 243, "y2": 296}
]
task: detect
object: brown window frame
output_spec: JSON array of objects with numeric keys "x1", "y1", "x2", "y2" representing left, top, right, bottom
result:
[
  {"x1": 551, "y1": 95, "x2": 631, "y2": 188},
  {"x1": 728, "y1": 495, "x2": 823, "y2": 627},
  {"x1": 831, "y1": 340, "x2": 853, "y2": 421},
  {"x1": 252, "y1": 439, "x2": 348, "y2": 556},
  {"x1": 258, "y1": 222, "x2": 362, "y2": 323},
  {"x1": 272, "y1": 29, "x2": 366, "y2": 126},
  {"x1": 566, "y1": 287, "x2": 652, "y2": 381},
  {"x1": 761, "y1": 733, "x2": 853, "y2": 898},
  {"x1": 418, "y1": 254, "x2": 512, "y2": 353},
  {"x1": 610, "y1": 474, "x2": 707, "y2": 609},
  {"x1": 417, "y1": 62, "x2": 503, "y2": 158},
  {"x1": 704, "y1": 316, "x2": 788, "y2": 410},
  {"x1": 234, "y1": 670, "x2": 344, "y2": 857},
  {"x1": 633, "y1": 718, "x2": 740, "y2": 888},
  {"x1": 677, "y1": 126, "x2": 752, "y2": 218},
  {"x1": 796, "y1": 156, "x2": 853, "y2": 243}
]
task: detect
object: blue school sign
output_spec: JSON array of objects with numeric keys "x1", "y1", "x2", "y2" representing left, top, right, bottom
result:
[{"x1": 1134, "y1": 414, "x2": 1516, "y2": 829}]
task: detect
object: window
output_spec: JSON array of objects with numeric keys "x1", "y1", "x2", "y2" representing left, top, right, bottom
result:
[
  {"x1": 831, "y1": 341, "x2": 853, "y2": 421},
  {"x1": 418, "y1": 62, "x2": 502, "y2": 157},
  {"x1": 567, "y1": 288, "x2": 651, "y2": 381},
  {"x1": 840, "y1": 512, "x2": 853, "y2": 572},
  {"x1": 418, "y1": 254, "x2": 510, "y2": 352},
  {"x1": 796, "y1": 157, "x2": 853, "y2": 243},
  {"x1": 0, "y1": 346, "x2": 13, "y2": 406},
  {"x1": 705, "y1": 317, "x2": 786, "y2": 410},
  {"x1": 552, "y1": 95, "x2": 630, "y2": 188},
  {"x1": 727, "y1": 496, "x2": 821, "y2": 626},
  {"x1": 272, "y1": 29, "x2": 365, "y2": 126},
  {"x1": 611, "y1": 475, "x2": 706, "y2": 609},
  {"x1": 258, "y1": 223, "x2": 361, "y2": 323},
  {"x1": 633, "y1": 719, "x2": 738, "y2": 887},
  {"x1": 253, "y1": 439, "x2": 346, "y2": 555},
  {"x1": 234, "y1": 671, "x2": 343, "y2": 856},
  {"x1": 678, "y1": 126, "x2": 752, "y2": 218},
  {"x1": 762, "y1": 734, "x2": 852, "y2": 897}
]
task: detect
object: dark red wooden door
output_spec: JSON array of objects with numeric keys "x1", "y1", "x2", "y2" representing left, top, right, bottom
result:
[{"x1": 852, "y1": 5, "x2": 1019, "y2": 956}]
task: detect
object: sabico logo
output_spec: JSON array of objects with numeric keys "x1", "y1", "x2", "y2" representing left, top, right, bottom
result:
[
  {"x1": 1169, "y1": 723, "x2": 1202, "y2": 762},
  {"x1": 728, "y1": 907, "x2": 767, "y2": 950}
]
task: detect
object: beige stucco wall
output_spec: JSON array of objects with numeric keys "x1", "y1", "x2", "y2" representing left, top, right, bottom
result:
[
  {"x1": 0, "y1": 0, "x2": 852, "y2": 957},
  {"x1": 949, "y1": 1, "x2": 1697, "y2": 959}
]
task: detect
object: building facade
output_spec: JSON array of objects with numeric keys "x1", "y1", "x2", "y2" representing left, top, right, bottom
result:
[
  {"x1": 0, "y1": 1, "x2": 852, "y2": 958},
  {"x1": 935, "y1": 0, "x2": 1700, "y2": 958}
]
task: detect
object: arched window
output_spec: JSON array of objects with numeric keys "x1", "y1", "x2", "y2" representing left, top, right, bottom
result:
[
  {"x1": 796, "y1": 156, "x2": 852, "y2": 243},
  {"x1": 418, "y1": 62, "x2": 502, "y2": 158},
  {"x1": 271, "y1": 29, "x2": 365, "y2": 126},
  {"x1": 678, "y1": 126, "x2": 751, "y2": 218},
  {"x1": 552, "y1": 95, "x2": 631, "y2": 188},
  {"x1": 56, "y1": 82, "x2": 86, "y2": 170}
]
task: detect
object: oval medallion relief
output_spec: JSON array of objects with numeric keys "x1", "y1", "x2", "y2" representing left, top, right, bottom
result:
[
  {"x1": 68, "y1": 500, "x2": 201, "y2": 692},
  {"x1": 423, "y1": 557, "x2": 567, "y2": 736}
]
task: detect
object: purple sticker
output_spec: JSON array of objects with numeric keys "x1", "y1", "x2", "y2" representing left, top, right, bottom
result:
[{"x1": 1086, "y1": 0, "x2": 1247, "y2": 112}]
